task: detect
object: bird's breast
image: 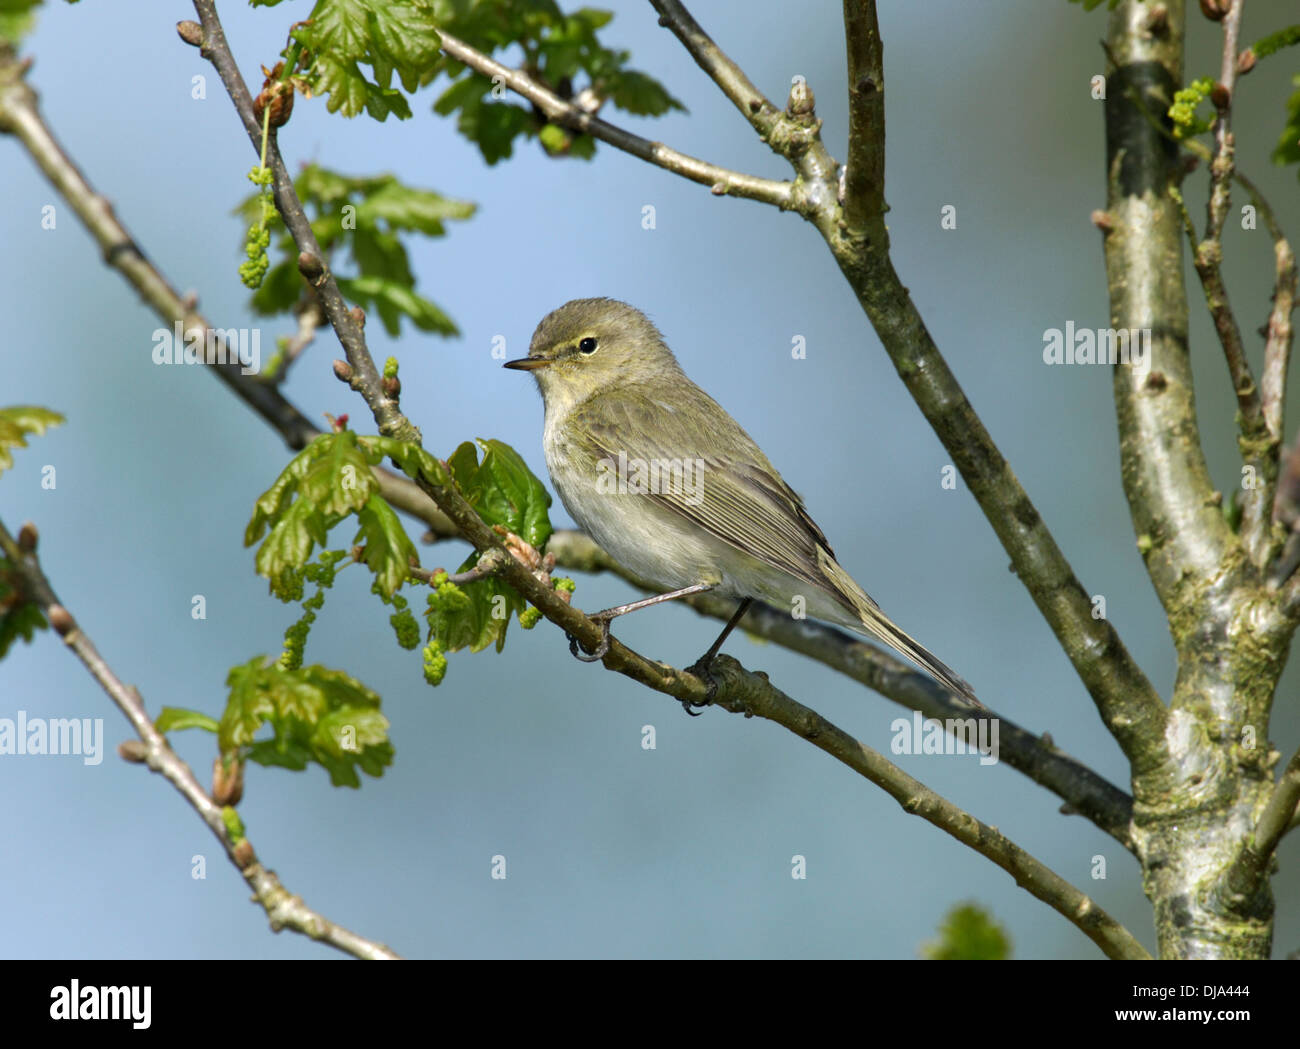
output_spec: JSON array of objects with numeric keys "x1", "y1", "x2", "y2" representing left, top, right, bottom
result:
[{"x1": 542, "y1": 412, "x2": 724, "y2": 593}]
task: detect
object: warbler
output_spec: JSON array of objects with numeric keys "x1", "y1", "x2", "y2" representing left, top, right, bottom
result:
[{"x1": 505, "y1": 298, "x2": 976, "y2": 705}]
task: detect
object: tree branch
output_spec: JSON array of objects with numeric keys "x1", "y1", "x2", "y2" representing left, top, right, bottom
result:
[
  {"x1": 1203, "y1": 0, "x2": 1275, "y2": 564},
  {"x1": 1243, "y1": 167, "x2": 1296, "y2": 482},
  {"x1": 648, "y1": 0, "x2": 779, "y2": 133},
  {"x1": 1168, "y1": 182, "x2": 1269, "y2": 565},
  {"x1": 0, "y1": 520, "x2": 399, "y2": 960},
  {"x1": 839, "y1": 0, "x2": 886, "y2": 237},
  {"x1": 434, "y1": 28, "x2": 795, "y2": 209},
  {"x1": 192, "y1": 0, "x2": 411, "y2": 445},
  {"x1": 541, "y1": 530, "x2": 1136, "y2": 848},
  {"x1": 1101, "y1": 8, "x2": 1235, "y2": 612},
  {"x1": 1219, "y1": 744, "x2": 1300, "y2": 915},
  {"x1": 647, "y1": 0, "x2": 840, "y2": 193}
]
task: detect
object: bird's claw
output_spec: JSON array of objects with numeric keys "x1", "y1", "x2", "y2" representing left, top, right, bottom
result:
[
  {"x1": 682, "y1": 658, "x2": 718, "y2": 715},
  {"x1": 567, "y1": 617, "x2": 612, "y2": 663}
]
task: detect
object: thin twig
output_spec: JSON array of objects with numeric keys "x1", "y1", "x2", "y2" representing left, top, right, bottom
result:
[
  {"x1": 0, "y1": 520, "x2": 399, "y2": 960},
  {"x1": 435, "y1": 28, "x2": 795, "y2": 209},
  {"x1": 647, "y1": 0, "x2": 840, "y2": 188},
  {"x1": 192, "y1": 0, "x2": 411, "y2": 444},
  {"x1": 1240, "y1": 167, "x2": 1296, "y2": 460},
  {"x1": 1201, "y1": 0, "x2": 1274, "y2": 563},
  {"x1": 1220, "y1": 745, "x2": 1300, "y2": 910}
]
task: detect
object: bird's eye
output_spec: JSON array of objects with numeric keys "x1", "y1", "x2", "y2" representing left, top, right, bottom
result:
[{"x1": 578, "y1": 337, "x2": 598, "y2": 355}]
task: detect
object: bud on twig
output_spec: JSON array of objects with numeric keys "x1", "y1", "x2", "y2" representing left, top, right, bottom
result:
[
  {"x1": 1091, "y1": 210, "x2": 1114, "y2": 234},
  {"x1": 253, "y1": 63, "x2": 295, "y2": 129},
  {"x1": 1210, "y1": 82, "x2": 1231, "y2": 110},
  {"x1": 787, "y1": 78, "x2": 816, "y2": 117},
  {"x1": 176, "y1": 21, "x2": 204, "y2": 47},
  {"x1": 118, "y1": 740, "x2": 149, "y2": 763},
  {"x1": 332, "y1": 359, "x2": 353, "y2": 383},
  {"x1": 350, "y1": 306, "x2": 366, "y2": 329},
  {"x1": 212, "y1": 755, "x2": 244, "y2": 806},
  {"x1": 16, "y1": 522, "x2": 37, "y2": 552},
  {"x1": 1198, "y1": 0, "x2": 1229, "y2": 21},
  {"x1": 1236, "y1": 49, "x2": 1256, "y2": 75},
  {"x1": 48, "y1": 604, "x2": 74, "y2": 636},
  {"x1": 232, "y1": 839, "x2": 256, "y2": 868},
  {"x1": 297, "y1": 251, "x2": 325, "y2": 283}
]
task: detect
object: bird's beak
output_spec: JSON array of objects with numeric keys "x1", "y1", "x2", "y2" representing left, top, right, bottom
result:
[{"x1": 503, "y1": 357, "x2": 552, "y2": 371}]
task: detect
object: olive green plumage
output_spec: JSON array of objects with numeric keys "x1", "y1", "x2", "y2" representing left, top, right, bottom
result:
[{"x1": 505, "y1": 297, "x2": 975, "y2": 702}]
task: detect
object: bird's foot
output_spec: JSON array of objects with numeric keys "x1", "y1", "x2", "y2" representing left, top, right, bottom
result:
[
  {"x1": 681, "y1": 656, "x2": 718, "y2": 716},
  {"x1": 567, "y1": 615, "x2": 613, "y2": 663}
]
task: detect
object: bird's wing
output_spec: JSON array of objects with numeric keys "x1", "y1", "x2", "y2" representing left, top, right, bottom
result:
[{"x1": 567, "y1": 382, "x2": 863, "y2": 612}]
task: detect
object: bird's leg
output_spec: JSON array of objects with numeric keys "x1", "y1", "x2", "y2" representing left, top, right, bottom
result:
[
  {"x1": 682, "y1": 598, "x2": 753, "y2": 714},
  {"x1": 567, "y1": 583, "x2": 718, "y2": 663}
]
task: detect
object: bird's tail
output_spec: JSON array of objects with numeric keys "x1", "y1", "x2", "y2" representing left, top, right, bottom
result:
[
  {"x1": 819, "y1": 553, "x2": 980, "y2": 706},
  {"x1": 859, "y1": 604, "x2": 981, "y2": 707}
]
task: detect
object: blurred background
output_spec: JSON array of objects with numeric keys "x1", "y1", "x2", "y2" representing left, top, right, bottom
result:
[{"x1": 1, "y1": 0, "x2": 1297, "y2": 958}]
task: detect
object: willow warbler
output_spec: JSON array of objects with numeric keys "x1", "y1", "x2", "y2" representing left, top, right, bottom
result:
[{"x1": 505, "y1": 298, "x2": 976, "y2": 704}]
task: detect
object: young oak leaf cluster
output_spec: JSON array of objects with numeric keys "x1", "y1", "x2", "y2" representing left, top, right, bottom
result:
[
  {"x1": 157, "y1": 660, "x2": 393, "y2": 789},
  {"x1": 422, "y1": 439, "x2": 555, "y2": 679},
  {"x1": 236, "y1": 164, "x2": 474, "y2": 338},
  {"x1": 254, "y1": 0, "x2": 681, "y2": 160},
  {"x1": 431, "y1": 4, "x2": 684, "y2": 164},
  {"x1": 0, "y1": 405, "x2": 63, "y2": 478},
  {"x1": 244, "y1": 430, "x2": 444, "y2": 601}
]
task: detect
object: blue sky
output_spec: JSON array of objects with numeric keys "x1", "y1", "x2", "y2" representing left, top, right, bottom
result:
[{"x1": 1, "y1": 0, "x2": 1298, "y2": 958}]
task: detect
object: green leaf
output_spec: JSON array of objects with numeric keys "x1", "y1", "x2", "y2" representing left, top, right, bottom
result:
[
  {"x1": 423, "y1": 438, "x2": 554, "y2": 660},
  {"x1": 0, "y1": 568, "x2": 45, "y2": 659},
  {"x1": 921, "y1": 903, "x2": 1012, "y2": 960},
  {"x1": 235, "y1": 164, "x2": 471, "y2": 335},
  {"x1": 294, "y1": 0, "x2": 441, "y2": 119},
  {"x1": 222, "y1": 657, "x2": 393, "y2": 787},
  {"x1": 448, "y1": 438, "x2": 553, "y2": 549},
  {"x1": 0, "y1": 405, "x2": 64, "y2": 477},
  {"x1": 1274, "y1": 74, "x2": 1300, "y2": 171},
  {"x1": 456, "y1": 98, "x2": 534, "y2": 165},
  {"x1": 359, "y1": 435, "x2": 450, "y2": 488},
  {"x1": 354, "y1": 492, "x2": 419, "y2": 598},
  {"x1": 0, "y1": 0, "x2": 42, "y2": 42},
  {"x1": 155, "y1": 707, "x2": 221, "y2": 734},
  {"x1": 1252, "y1": 25, "x2": 1300, "y2": 61},
  {"x1": 425, "y1": 573, "x2": 523, "y2": 655},
  {"x1": 337, "y1": 274, "x2": 457, "y2": 336},
  {"x1": 246, "y1": 431, "x2": 416, "y2": 601},
  {"x1": 608, "y1": 69, "x2": 683, "y2": 116}
]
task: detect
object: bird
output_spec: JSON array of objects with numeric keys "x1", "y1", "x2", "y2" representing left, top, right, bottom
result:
[{"x1": 504, "y1": 297, "x2": 976, "y2": 709}]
